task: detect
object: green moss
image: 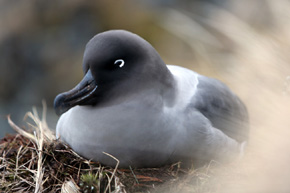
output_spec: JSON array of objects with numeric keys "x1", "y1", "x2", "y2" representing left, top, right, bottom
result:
[{"x1": 80, "y1": 172, "x2": 101, "y2": 193}]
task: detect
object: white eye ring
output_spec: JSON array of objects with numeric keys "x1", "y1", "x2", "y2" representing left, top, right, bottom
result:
[{"x1": 114, "y1": 59, "x2": 125, "y2": 68}]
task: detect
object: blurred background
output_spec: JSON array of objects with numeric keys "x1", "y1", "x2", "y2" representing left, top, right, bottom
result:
[{"x1": 1, "y1": 0, "x2": 290, "y2": 192}]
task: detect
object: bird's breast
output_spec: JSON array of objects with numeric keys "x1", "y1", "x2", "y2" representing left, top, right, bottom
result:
[{"x1": 56, "y1": 99, "x2": 180, "y2": 149}]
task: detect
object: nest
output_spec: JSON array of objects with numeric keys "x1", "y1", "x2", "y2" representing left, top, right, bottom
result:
[{"x1": 0, "y1": 105, "x2": 229, "y2": 193}]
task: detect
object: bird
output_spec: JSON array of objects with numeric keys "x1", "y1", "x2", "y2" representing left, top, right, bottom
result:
[{"x1": 54, "y1": 30, "x2": 249, "y2": 168}]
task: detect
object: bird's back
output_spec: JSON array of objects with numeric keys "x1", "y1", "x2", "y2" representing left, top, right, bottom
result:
[
  {"x1": 167, "y1": 65, "x2": 249, "y2": 143},
  {"x1": 193, "y1": 75, "x2": 249, "y2": 142}
]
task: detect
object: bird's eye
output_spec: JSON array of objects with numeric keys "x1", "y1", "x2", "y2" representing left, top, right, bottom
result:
[{"x1": 114, "y1": 59, "x2": 125, "y2": 68}]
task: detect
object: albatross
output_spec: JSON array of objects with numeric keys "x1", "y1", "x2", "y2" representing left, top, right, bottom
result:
[{"x1": 54, "y1": 30, "x2": 249, "y2": 168}]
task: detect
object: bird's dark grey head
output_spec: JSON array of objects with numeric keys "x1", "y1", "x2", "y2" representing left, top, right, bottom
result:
[{"x1": 54, "y1": 30, "x2": 172, "y2": 116}]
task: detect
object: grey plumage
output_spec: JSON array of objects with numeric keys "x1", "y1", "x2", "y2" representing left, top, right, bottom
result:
[{"x1": 54, "y1": 30, "x2": 249, "y2": 168}]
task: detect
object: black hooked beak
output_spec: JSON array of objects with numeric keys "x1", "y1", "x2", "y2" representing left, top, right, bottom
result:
[{"x1": 54, "y1": 70, "x2": 98, "y2": 116}]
